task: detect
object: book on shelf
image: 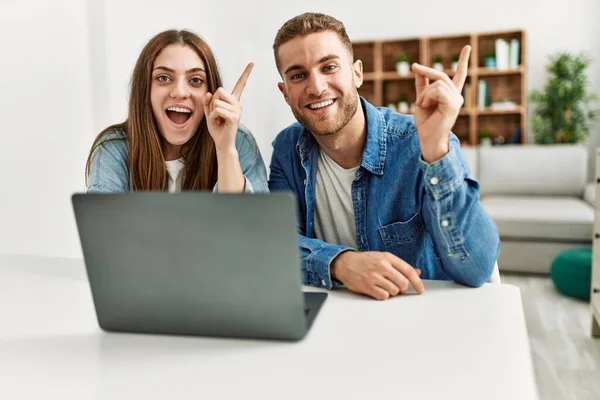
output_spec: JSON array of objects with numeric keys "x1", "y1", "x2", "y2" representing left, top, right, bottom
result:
[
  {"x1": 477, "y1": 80, "x2": 490, "y2": 109},
  {"x1": 462, "y1": 83, "x2": 472, "y2": 108},
  {"x1": 493, "y1": 38, "x2": 520, "y2": 70},
  {"x1": 490, "y1": 100, "x2": 519, "y2": 111},
  {"x1": 509, "y1": 38, "x2": 520, "y2": 69},
  {"x1": 495, "y1": 39, "x2": 509, "y2": 70}
]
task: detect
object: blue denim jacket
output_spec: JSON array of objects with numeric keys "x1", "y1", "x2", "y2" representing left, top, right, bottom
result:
[
  {"x1": 87, "y1": 124, "x2": 269, "y2": 193},
  {"x1": 268, "y1": 98, "x2": 500, "y2": 289}
]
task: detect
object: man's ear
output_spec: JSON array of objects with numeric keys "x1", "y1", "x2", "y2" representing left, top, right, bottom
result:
[
  {"x1": 353, "y1": 59, "x2": 363, "y2": 89},
  {"x1": 278, "y1": 82, "x2": 290, "y2": 105}
]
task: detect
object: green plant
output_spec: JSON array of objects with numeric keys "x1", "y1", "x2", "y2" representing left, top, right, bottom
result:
[
  {"x1": 433, "y1": 54, "x2": 443, "y2": 63},
  {"x1": 398, "y1": 94, "x2": 409, "y2": 103},
  {"x1": 486, "y1": 50, "x2": 495, "y2": 59},
  {"x1": 530, "y1": 51, "x2": 600, "y2": 144},
  {"x1": 451, "y1": 53, "x2": 460, "y2": 63},
  {"x1": 397, "y1": 52, "x2": 410, "y2": 63},
  {"x1": 479, "y1": 131, "x2": 491, "y2": 139}
]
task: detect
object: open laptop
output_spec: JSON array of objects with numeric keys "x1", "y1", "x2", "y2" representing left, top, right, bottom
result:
[{"x1": 71, "y1": 192, "x2": 327, "y2": 341}]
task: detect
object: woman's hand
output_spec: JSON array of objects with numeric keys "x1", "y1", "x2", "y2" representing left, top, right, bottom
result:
[{"x1": 203, "y1": 62, "x2": 254, "y2": 152}]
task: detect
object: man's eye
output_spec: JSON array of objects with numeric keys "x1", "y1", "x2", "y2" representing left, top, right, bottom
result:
[
  {"x1": 324, "y1": 65, "x2": 337, "y2": 72},
  {"x1": 291, "y1": 73, "x2": 305, "y2": 80}
]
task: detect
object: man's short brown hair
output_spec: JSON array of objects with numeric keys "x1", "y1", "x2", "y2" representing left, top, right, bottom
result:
[{"x1": 273, "y1": 12, "x2": 353, "y2": 75}]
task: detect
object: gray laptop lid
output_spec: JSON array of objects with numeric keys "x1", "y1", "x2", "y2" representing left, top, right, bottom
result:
[{"x1": 72, "y1": 192, "x2": 315, "y2": 341}]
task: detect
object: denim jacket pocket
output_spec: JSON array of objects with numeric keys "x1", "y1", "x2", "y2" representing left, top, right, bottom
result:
[{"x1": 378, "y1": 212, "x2": 424, "y2": 246}]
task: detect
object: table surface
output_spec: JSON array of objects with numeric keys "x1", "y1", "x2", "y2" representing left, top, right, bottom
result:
[{"x1": 0, "y1": 254, "x2": 539, "y2": 399}]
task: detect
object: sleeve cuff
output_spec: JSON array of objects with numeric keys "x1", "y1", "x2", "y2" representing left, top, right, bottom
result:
[
  {"x1": 419, "y1": 145, "x2": 467, "y2": 199},
  {"x1": 212, "y1": 176, "x2": 254, "y2": 194},
  {"x1": 307, "y1": 245, "x2": 354, "y2": 289}
]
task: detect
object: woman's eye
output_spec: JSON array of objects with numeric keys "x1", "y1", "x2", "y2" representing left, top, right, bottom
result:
[
  {"x1": 156, "y1": 75, "x2": 170, "y2": 83},
  {"x1": 190, "y1": 77, "x2": 204, "y2": 85}
]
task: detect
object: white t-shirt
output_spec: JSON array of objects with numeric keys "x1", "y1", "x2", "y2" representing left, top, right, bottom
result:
[
  {"x1": 165, "y1": 159, "x2": 185, "y2": 193},
  {"x1": 314, "y1": 149, "x2": 359, "y2": 249}
]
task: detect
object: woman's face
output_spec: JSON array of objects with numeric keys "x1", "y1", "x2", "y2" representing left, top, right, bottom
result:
[{"x1": 150, "y1": 44, "x2": 208, "y2": 159}]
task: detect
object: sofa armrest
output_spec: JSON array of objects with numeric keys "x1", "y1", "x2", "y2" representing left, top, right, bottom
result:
[{"x1": 584, "y1": 182, "x2": 596, "y2": 207}]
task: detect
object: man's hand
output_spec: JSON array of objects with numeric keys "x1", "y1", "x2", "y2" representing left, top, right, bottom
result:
[
  {"x1": 331, "y1": 251, "x2": 424, "y2": 300},
  {"x1": 411, "y1": 45, "x2": 471, "y2": 163}
]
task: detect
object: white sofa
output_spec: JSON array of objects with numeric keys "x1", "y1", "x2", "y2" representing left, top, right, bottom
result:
[{"x1": 461, "y1": 144, "x2": 595, "y2": 274}]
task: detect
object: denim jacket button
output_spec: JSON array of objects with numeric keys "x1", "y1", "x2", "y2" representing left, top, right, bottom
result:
[
  {"x1": 321, "y1": 279, "x2": 326, "y2": 287},
  {"x1": 441, "y1": 219, "x2": 449, "y2": 227},
  {"x1": 430, "y1": 177, "x2": 439, "y2": 185}
]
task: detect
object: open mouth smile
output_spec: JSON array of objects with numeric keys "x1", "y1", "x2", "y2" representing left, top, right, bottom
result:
[
  {"x1": 165, "y1": 105, "x2": 193, "y2": 127},
  {"x1": 306, "y1": 99, "x2": 336, "y2": 114}
]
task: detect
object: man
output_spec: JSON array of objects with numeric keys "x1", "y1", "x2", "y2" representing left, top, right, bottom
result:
[{"x1": 268, "y1": 12, "x2": 500, "y2": 300}]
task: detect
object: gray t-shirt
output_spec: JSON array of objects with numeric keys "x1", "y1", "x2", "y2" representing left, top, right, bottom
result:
[{"x1": 314, "y1": 149, "x2": 359, "y2": 249}]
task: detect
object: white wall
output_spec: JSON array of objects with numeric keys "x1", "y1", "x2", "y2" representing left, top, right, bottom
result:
[
  {"x1": 0, "y1": 0, "x2": 93, "y2": 259},
  {"x1": 99, "y1": 0, "x2": 600, "y2": 171},
  {"x1": 1, "y1": 0, "x2": 599, "y2": 259}
]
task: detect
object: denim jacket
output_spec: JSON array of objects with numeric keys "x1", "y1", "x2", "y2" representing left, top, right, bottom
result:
[
  {"x1": 87, "y1": 124, "x2": 269, "y2": 193},
  {"x1": 268, "y1": 98, "x2": 500, "y2": 289}
]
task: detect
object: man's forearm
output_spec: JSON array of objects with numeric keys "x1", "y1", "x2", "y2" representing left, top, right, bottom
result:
[{"x1": 420, "y1": 142, "x2": 500, "y2": 287}]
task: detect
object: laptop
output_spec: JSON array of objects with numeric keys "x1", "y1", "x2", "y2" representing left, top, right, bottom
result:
[{"x1": 71, "y1": 191, "x2": 327, "y2": 341}]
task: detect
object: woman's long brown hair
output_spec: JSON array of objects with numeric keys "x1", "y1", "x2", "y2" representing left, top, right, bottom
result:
[{"x1": 85, "y1": 30, "x2": 222, "y2": 191}]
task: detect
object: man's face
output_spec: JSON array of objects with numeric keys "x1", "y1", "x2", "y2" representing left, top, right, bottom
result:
[{"x1": 277, "y1": 31, "x2": 363, "y2": 136}]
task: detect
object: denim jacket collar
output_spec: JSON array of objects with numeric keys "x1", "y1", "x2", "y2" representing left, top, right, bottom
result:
[{"x1": 295, "y1": 97, "x2": 387, "y2": 176}]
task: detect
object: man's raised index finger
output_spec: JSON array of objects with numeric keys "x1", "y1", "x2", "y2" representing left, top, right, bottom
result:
[{"x1": 452, "y1": 45, "x2": 471, "y2": 90}]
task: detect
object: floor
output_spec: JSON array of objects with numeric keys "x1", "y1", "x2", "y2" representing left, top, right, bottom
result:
[{"x1": 501, "y1": 273, "x2": 600, "y2": 400}]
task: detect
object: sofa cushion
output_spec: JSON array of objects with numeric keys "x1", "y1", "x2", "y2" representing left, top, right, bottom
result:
[
  {"x1": 460, "y1": 147, "x2": 478, "y2": 180},
  {"x1": 481, "y1": 195, "x2": 593, "y2": 241},
  {"x1": 584, "y1": 182, "x2": 596, "y2": 207},
  {"x1": 478, "y1": 144, "x2": 588, "y2": 197}
]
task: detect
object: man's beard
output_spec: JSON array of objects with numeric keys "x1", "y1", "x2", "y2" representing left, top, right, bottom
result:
[{"x1": 292, "y1": 90, "x2": 358, "y2": 136}]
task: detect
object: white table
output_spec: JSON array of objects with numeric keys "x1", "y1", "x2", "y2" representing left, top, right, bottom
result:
[{"x1": 0, "y1": 254, "x2": 538, "y2": 399}]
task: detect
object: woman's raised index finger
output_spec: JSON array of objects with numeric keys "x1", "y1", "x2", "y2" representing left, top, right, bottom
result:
[{"x1": 231, "y1": 62, "x2": 254, "y2": 100}]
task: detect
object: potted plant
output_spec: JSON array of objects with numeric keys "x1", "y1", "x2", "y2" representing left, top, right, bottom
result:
[
  {"x1": 479, "y1": 131, "x2": 492, "y2": 147},
  {"x1": 397, "y1": 94, "x2": 409, "y2": 114},
  {"x1": 530, "y1": 51, "x2": 600, "y2": 144},
  {"x1": 386, "y1": 102, "x2": 398, "y2": 112},
  {"x1": 396, "y1": 53, "x2": 410, "y2": 75},
  {"x1": 433, "y1": 54, "x2": 444, "y2": 71},
  {"x1": 451, "y1": 53, "x2": 460, "y2": 71},
  {"x1": 485, "y1": 50, "x2": 496, "y2": 69}
]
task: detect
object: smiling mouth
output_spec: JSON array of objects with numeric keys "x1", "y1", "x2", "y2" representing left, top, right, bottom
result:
[
  {"x1": 165, "y1": 106, "x2": 192, "y2": 125},
  {"x1": 306, "y1": 99, "x2": 336, "y2": 111}
]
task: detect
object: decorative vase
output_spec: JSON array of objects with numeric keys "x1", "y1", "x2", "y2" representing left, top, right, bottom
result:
[
  {"x1": 396, "y1": 61, "x2": 410, "y2": 76},
  {"x1": 433, "y1": 62, "x2": 444, "y2": 71},
  {"x1": 398, "y1": 101, "x2": 409, "y2": 114},
  {"x1": 451, "y1": 61, "x2": 458, "y2": 71}
]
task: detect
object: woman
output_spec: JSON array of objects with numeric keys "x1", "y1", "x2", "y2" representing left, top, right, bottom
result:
[{"x1": 86, "y1": 29, "x2": 268, "y2": 193}]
